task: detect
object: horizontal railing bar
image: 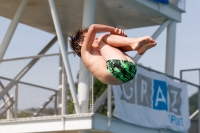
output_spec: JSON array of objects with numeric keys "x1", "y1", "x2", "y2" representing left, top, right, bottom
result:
[
  {"x1": 1, "y1": 52, "x2": 74, "y2": 62},
  {"x1": 180, "y1": 69, "x2": 200, "y2": 72},
  {"x1": 1, "y1": 53, "x2": 60, "y2": 62},
  {"x1": 137, "y1": 64, "x2": 200, "y2": 88},
  {"x1": 0, "y1": 76, "x2": 58, "y2": 92}
]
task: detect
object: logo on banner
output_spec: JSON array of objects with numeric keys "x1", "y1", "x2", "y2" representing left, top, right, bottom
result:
[
  {"x1": 152, "y1": 80, "x2": 168, "y2": 111},
  {"x1": 120, "y1": 73, "x2": 183, "y2": 126}
]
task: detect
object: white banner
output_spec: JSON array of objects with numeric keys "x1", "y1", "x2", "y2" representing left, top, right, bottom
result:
[{"x1": 112, "y1": 66, "x2": 190, "y2": 132}]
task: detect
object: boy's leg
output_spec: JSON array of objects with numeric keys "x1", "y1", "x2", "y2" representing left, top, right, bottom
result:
[
  {"x1": 98, "y1": 39, "x2": 128, "y2": 61},
  {"x1": 99, "y1": 34, "x2": 156, "y2": 55},
  {"x1": 98, "y1": 37, "x2": 137, "y2": 83},
  {"x1": 136, "y1": 42, "x2": 157, "y2": 55}
]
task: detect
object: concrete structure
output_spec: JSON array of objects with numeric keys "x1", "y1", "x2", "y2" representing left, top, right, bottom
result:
[
  {"x1": 0, "y1": 0, "x2": 186, "y2": 133},
  {"x1": 0, "y1": 114, "x2": 181, "y2": 133}
]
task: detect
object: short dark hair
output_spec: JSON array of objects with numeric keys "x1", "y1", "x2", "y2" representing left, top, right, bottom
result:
[{"x1": 69, "y1": 27, "x2": 88, "y2": 57}]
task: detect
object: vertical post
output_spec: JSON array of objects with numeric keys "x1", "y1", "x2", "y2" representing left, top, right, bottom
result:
[
  {"x1": 65, "y1": 69, "x2": 68, "y2": 114},
  {"x1": 14, "y1": 83, "x2": 18, "y2": 118},
  {"x1": 198, "y1": 70, "x2": 200, "y2": 133},
  {"x1": 180, "y1": 70, "x2": 183, "y2": 80},
  {"x1": 48, "y1": 0, "x2": 80, "y2": 113},
  {"x1": 61, "y1": 62, "x2": 66, "y2": 115},
  {"x1": 58, "y1": 53, "x2": 62, "y2": 115},
  {"x1": 78, "y1": 1, "x2": 96, "y2": 133},
  {"x1": 78, "y1": 0, "x2": 96, "y2": 114},
  {"x1": 65, "y1": 37, "x2": 68, "y2": 114},
  {"x1": 165, "y1": 21, "x2": 177, "y2": 76},
  {"x1": 54, "y1": 91, "x2": 58, "y2": 115},
  {"x1": 91, "y1": 75, "x2": 94, "y2": 113},
  {"x1": 82, "y1": 0, "x2": 96, "y2": 27},
  {"x1": 107, "y1": 85, "x2": 112, "y2": 131},
  {"x1": 0, "y1": 0, "x2": 29, "y2": 61},
  {"x1": 6, "y1": 97, "x2": 13, "y2": 120},
  {"x1": 107, "y1": 85, "x2": 112, "y2": 118}
]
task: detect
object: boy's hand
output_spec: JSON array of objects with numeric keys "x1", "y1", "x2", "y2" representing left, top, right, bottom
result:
[{"x1": 110, "y1": 28, "x2": 127, "y2": 37}]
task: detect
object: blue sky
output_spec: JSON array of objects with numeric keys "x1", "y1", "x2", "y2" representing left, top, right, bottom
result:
[{"x1": 0, "y1": 1, "x2": 200, "y2": 97}]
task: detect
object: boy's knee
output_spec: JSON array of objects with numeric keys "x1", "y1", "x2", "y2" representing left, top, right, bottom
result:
[
  {"x1": 98, "y1": 34, "x2": 109, "y2": 41},
  {"x1": 98, "y1": 34, "x2": 107, "y2": 38}
]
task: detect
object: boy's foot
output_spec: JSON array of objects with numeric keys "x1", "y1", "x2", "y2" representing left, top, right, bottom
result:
[
  {"x1": 131, "y1": 36, "x2": 154, "y2": 50},
  {"x1": 137, "y1": 42, "x2": 157, "y2": 55}
]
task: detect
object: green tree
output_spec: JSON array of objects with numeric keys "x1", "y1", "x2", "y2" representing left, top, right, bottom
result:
[{"x1": 189, "y1": 93, "x2": 198, "y2": 115}]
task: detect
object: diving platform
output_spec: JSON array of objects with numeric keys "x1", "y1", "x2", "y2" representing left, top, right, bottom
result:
[
  {"x1": 0, "y1": 0, "x2": 185, "y2": 36},
  {"x1": 0, "y1": 114, "x2": 180, "y2": 133},
  {"x1": 0, "y1": 0, "x2": 188, "y2": 133}
]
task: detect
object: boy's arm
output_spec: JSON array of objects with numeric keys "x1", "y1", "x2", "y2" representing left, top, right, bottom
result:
[
  {"x1": 81, "y1": 24, "x2": 114, "y2": 53},
  {"x1": 81, "y1": 24, "x2": 126, "y2": 54}
]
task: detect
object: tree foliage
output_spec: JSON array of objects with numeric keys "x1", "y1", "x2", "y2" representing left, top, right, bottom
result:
[{"x1": 189, "y1": 93, "x2": 198, "y2": 115}]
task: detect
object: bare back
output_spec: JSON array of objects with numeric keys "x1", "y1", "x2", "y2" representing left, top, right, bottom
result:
[{"x1": 81, "y1": 48, "x2": 122, "y2": 85}]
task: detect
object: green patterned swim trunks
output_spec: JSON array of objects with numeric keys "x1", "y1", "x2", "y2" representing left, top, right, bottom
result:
[{"x1": 106, "y1": 59, "x2": 137, "y2": 83}]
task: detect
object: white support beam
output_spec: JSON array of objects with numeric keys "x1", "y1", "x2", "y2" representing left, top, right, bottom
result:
[
  {"x1": 133, "y1": 20, "x2": 171, "y2": 63},
  {"x1": 78, "y1": 0, "x2": 96, "y2": 114},
  {"x1": 48, "y1": 0, "x2": 80, "y2": 113},
  {"x1": 58, "y1": 53, "x2": 62, "y2": 115},
  {"x1": 90, "y1": 75, "x2": 94, "y2": 113},
  {"x1": 61, "y1": 62, "x2": 66, "y2": 115},
  {"x1": 190, "y1": 109, "x2": 199, "y2": 120},
  {"x1": 0, "y1": 36, "x2": 57, "y2": 100},
  {"x1": 82, "y1": 0, "x2": 96, "y2": 27},
  {"x1": 0, "y1": 0, "x2": 29, "y2": 62},
  {"x1": 165, "y1": 21, "x2": 176, "y2": 76},
  {"x1": 14, "y1": 84, "x2": 18, "y2": 118},
  {"x1": 107, "y1": 85, "x2": 112, "y2": 118},
  {"x1": 0, "y1": 114, "x2": 182, "y2": 133},
  {"x1": 6, "y1": 96, "x2": 14, "y2": 120},
  {"x1": 54, "y1": 91, "x2": 58, "y2": 115},
  {"x1": 198, "y1": 70, "x2": 200, "y2": 133}
]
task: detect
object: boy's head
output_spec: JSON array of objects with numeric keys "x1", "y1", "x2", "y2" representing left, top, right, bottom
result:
[{"x1": 69, "y1": 27, "x2": 88, "y2": 57}]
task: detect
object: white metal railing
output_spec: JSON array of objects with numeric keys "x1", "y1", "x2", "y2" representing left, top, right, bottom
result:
[
  {"x1": 153, "y1": 0, "x2": 186, "y2": 11},
  {"x1": 169, "y1": 0, "x2": 186, "y2": 11},
  {"x1": 0, "y1": 53, "x2": 61, "y2": 119},
  {"x1": 0, "y1": 79, "x2": 59, "y2": 119},
  {"x1": 1, "y1": 52, "x2": 199, "y2": 133},
  {"x1": 180, "y1": 68, "x2": 200, "y2": 133},
  {"x1": 0, "y1": 52, "x2": 83, "y2": 119}
]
